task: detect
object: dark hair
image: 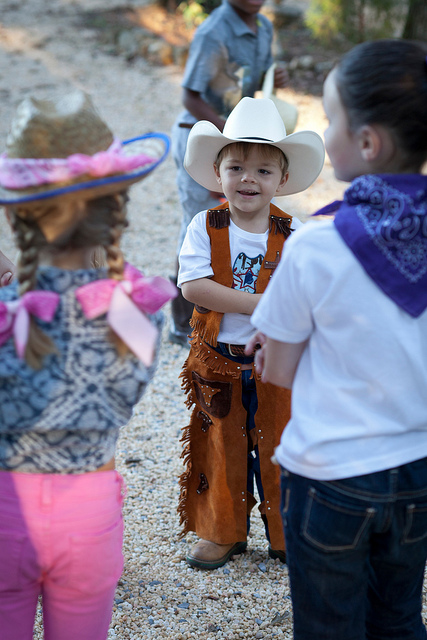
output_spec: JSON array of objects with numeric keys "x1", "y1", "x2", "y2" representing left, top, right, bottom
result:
[
  {"x1": 215, "y1": 141, "x2": 289, "y2": 178},
  {"x1": 335, "y1": 39, "x2": 427, "y2": 171}
]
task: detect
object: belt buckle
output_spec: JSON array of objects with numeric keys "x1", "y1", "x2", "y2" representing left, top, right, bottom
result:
[{"x1": 227, "y1": 343, "x2": 244, "y2": 357}]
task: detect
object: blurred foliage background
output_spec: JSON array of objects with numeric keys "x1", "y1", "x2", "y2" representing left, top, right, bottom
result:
[
  {"x1": 305, "y1": 0, "x2": 426, "y2": 43},
  {"x1": 157, "y1": 0, "x2": 427, "y2": 44}
]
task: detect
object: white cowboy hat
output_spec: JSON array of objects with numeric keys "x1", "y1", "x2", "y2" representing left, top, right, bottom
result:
[
  {"x1": 0, "y1": 90, "x2": 170, "y2": 206},
  {"x1": 184, "y1": 97, "x2": 324, "y2": 196}
]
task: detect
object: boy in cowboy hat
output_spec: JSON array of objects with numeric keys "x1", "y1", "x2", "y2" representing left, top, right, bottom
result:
[
  {"x1": 177, "y1": 96, "x2": 324, "y2": 569},
  {"x1": 169, "y1": 0, "x2": 290, "y2": 346}
]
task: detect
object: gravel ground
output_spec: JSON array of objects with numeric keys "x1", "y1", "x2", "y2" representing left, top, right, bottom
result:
[{"x1": 2, "y1": 2, "x2": 426, "y2": 639}]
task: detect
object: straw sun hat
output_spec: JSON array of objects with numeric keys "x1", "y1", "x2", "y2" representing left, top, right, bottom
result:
[
  {"x1": 184, "y1": 97, "x2": 325, "y2": 197},
  {"x1": 0, "y1": 90, "x2": 170, "y2": 206}
]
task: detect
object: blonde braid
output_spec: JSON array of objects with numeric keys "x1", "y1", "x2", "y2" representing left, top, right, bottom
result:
[
  {"x1": 104, "y1": 193, "x2": 129, "y2": 356},
  {"x1": 105, "y1": 193, "x2": 128, "y2": 281},
  {"x1": 10, "y1": 210, "x2": 58, "y2": 369},
  {"x1": 13, "y1": 217, "x2": 39, "y2": 296}
]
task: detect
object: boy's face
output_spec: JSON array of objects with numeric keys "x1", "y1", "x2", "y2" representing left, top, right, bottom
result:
[
  {"x1": 228, "y1": 0, "x2": 265, "y2": 18},
  {"x1": 214, "y1": 145, "x2": 288, "y2": 220}
]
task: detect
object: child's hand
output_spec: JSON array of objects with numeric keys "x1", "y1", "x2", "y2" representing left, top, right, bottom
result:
[
  {"x1": 273, "y1": 65, "x2": 289, "y2": 89},
  {"x1": 0, "y1": 271, "x2": 14, "y2": 286},
  {"x1": 0, "y1": 251, "x2": 15, "y2": 287},
  {"x1": 245, "y1": 331, "x2": 266, "y2": 374}
]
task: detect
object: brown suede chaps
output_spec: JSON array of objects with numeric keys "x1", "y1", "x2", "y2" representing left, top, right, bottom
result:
[{"x1": 179, "y1": 339, "x2": 291, "y2": 550}]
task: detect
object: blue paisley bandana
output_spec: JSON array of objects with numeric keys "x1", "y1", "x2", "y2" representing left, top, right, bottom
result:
[{"x1": 315, "y1": 174, "x2": 427, "y2": 317}]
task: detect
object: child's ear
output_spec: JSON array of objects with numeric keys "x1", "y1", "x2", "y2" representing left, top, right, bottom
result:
[
  {"x1": 276, "y1": 171, "x2": 289, "y2": 193},
  {"x1": 358, "y1": 125, "x2": 383, "y2": 162},
  {"x1": 213, "y1": 162, "x2": 222, "y2": 185},
  {"x1": 358, "y1": 124, "x2": 396, "y2": 167}
]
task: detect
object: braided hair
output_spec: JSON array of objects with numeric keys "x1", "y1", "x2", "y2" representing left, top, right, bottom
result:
[{"x1": 8, "y1": 190, "x2": 130, "y2": 368}]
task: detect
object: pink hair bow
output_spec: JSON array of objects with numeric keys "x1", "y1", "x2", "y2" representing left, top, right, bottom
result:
[
  {"x1": 0, "y1": 291, "x2": 60, "y2": 358},
  {"x1": 75, "y1": 264, "x2": 177, "y2": 366}
]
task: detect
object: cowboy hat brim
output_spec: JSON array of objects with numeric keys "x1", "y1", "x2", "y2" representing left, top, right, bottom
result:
[
  {"x1": 0, "y1": 133, "x2": 170, "y2": 206},
  {"x1": 184, "y1": 121, "x2": 325, "y2": 197}
]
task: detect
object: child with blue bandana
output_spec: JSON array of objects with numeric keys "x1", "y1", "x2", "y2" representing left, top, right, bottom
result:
[{"x1": 250, "y1": 39, "x2": 427, "y2": 640}]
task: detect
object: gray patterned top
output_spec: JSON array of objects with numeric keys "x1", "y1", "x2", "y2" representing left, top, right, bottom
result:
[{"x1": 0, "y1": 267, "x2": 161, "y2": 473}]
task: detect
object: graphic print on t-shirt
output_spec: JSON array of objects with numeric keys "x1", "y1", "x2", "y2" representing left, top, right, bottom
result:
[{"x1": 232, "y1": 252, "x2": 264, "y2": 293}]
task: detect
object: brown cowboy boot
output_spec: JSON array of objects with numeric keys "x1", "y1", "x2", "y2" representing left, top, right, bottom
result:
[{"x1": 186, "y1": 539, "x2": 247, "y2": 569}]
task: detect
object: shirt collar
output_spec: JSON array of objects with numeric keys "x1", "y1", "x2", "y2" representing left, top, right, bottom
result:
[{"x1": 222, "y1": 0, "x2": 259, "y2": 36}]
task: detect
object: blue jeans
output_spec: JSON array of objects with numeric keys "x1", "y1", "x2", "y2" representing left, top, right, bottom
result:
[
  {"x1": 280, "y1": 459, "x2": 427, "y2": 640},
  {"x1": 215, "y1": 342, "x2": 271, "y2": 542}
]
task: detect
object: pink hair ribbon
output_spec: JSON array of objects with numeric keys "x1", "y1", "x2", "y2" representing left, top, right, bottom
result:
[
  {"x1": 0, "y1": 139, "x2": 156, "y2": 189},
  {"x1": 0, "y1": 291, "x2": 60, "y2": 358},
  {"x1": 75, "y1": 264, "x2": 178, "y2": 366}
]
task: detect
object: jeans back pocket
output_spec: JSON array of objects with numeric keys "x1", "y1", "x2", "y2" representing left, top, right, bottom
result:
[
  {"x1": 303, "y1": 487, "x2": 375, "y2": 552},
  {"x1": 402, "y1": 503, "x2": 427, "y2": 544}
]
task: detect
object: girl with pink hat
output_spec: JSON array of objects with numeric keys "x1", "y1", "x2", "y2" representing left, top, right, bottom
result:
[
  {"x1": 250, "y1": 39, "x2": 427, "y2": 640},
  {"x1": 0, "y1": 90, "x2": 175, "y2": 640}
]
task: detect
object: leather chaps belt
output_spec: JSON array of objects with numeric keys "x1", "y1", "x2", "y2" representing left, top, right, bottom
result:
[{"x1": 223, "y1": 343, "x2": 248, "y2": 357}]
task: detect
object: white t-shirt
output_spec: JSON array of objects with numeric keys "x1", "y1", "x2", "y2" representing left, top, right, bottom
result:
[
  {"x1": 179, "y1": 210, "x2": 302, "y2": 345},
  {"x1": 251, "y1": 219, "x2": 427, "y2": 481}
]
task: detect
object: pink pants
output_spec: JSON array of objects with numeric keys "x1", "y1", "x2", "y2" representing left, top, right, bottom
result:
[{"x1": 0, "y1": 470, "x2": 125, "y2": 640}]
